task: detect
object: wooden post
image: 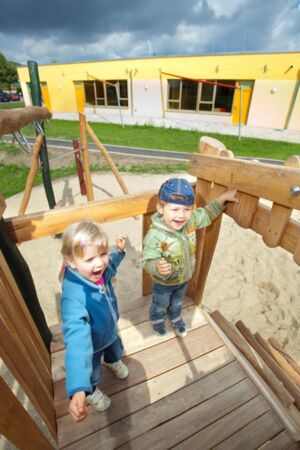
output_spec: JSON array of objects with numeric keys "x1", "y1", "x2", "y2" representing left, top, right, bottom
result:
[
  {"x1": 18, "y1": 134, "x2": 43, "y2": 216},
  {"x1": 79, "y1": 113, "x2": 94, "y2": 201},
  {"x1": 189, "y1": 138, "x2": 233, "y2": 304},
  {"x1": 72, "y1": 139, "x2": 86, "y2": 195},
  {"x1": 86, "y1": 122, "x2": 129, "y2": 195},
  {"x1": 142, "y1": 212, "x2": 153, "y2": 296}
]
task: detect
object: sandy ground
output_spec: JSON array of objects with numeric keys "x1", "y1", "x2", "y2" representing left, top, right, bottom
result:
[{"x1": 1, "y1": 171, "x2": 300, "y2": 449}]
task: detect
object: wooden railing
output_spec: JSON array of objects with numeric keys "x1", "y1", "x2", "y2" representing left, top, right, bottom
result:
[{"x1": 0, "y1": 136, "x2": 299, "y2": 449}]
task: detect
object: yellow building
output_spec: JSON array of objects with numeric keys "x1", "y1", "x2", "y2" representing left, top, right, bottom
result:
[{"x1": 17, "y1": 51, "x2": 300, "y2": 131}]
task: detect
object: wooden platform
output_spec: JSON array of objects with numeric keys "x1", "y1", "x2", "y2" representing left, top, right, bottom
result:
[{"x1": 51, "y1": 300, "x2": 298, "y2": 450}]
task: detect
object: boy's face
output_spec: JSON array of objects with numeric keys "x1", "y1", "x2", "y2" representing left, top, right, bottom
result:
[
  {"x1": 68, "y1": 244, "x2": 109, "y2": 283},
  {"x1": 157, "y1": 202, "x2": 193, "y2": 231}
]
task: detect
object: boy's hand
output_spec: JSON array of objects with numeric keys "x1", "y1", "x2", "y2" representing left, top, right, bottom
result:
[
  {"x1": 116, "y1": 234, "x2": 127, "y2": 252},
  {"x1": 157, "y1": 258, "x2": 172, "y2": 275},
  {"x1": 69, "y1": 391, "x2": 88, "y2": 422},
  {"x1": 217, "y1": 188, "x2": 239, "y2": 206}
]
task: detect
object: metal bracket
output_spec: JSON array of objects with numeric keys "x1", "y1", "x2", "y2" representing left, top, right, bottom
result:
[{"x1": 12, "y1": 130, "x2": 32, "y2": 153}]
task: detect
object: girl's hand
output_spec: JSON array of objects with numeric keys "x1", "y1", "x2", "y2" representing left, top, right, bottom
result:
[
  {"x1": 116, "y1": 234, "x2": 127, "y2": 252},
  {"x1": 157, "y1": 258, "x2": 172, "y2": 275},
  {"x1": 69, "y1": 391, "x2": 88, "y2": 422},
  {"x1": 217, "y1": 188, "x2": 239, "y2": 205}
]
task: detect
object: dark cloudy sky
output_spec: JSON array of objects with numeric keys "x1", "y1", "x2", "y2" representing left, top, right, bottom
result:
[{"x1": 1, "y1": 0, "x2": 300, "y2": 64}]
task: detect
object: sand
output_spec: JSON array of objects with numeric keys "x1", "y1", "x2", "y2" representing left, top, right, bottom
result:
[{"x1": 3, "y1": 172, "x2": 300, "y2": 363}]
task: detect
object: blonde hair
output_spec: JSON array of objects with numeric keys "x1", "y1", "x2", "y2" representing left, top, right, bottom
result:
[{"x1": 60, "y1": 221, "x2": 109, "y2": 280}]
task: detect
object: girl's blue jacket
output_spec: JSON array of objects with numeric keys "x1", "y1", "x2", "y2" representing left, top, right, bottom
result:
[{"x1": 61, "y1": 248, "x2": 125, "y2": 398}]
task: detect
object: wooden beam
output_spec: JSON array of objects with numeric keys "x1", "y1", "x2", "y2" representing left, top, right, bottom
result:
[
  {"x1": 236, "y1": 321, "x2": 300, "y2": 409},
  {"x1": 205, "y1": 309, "x2": 300, "y2": 441},
  {"x1": 0, "y1": 106, "x2": 52, "y2": 136},
  {"x1": 189, "y1": 154, "x2": 300, "y2": 209},
  {"x1": 5, "y1": 190, "x2": 159, "y2": 243},
  {"x1": 210, "y1": 310, "x2": 294, "y2": 407},
  {"x1": 268, "y1": 337, "x2": 300, "y2": 378},
  {"x1": 255, "y1": 332, "x2": 300, "y2": 388}
]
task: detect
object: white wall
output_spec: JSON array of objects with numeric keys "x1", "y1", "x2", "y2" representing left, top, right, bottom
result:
[
  {"x1": 132, "y1": 79, "x2": 163, "y2": 117},
  {"x1": 247, "y1": 80, "x2": 295, "y2": 129}
]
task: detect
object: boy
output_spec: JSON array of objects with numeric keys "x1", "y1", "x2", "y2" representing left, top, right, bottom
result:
[{"x1": 142, "y1": 177, "x2": 238, "y2": 337}]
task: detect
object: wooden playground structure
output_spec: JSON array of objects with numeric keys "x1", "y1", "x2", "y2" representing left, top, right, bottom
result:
[{"x1": 1, "y1": 107, "x2": 300, "y2": 449}]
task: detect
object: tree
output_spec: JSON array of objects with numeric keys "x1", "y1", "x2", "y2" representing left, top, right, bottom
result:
[{"x1": 0, "y1": 53, "x2": 21, "y2": 90}]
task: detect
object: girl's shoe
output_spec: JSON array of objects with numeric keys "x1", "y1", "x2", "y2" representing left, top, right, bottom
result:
[
  {"x1": 86, "y1": 387, "x2": 111, "y2": 411},
  {"x1": 104, "y1": 360, "x2": 129, "y2": 379}
]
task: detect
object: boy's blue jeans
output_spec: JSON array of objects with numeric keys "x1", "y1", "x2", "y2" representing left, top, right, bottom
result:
[
  {"x1": 90, "y1": 335, "x2": 123, "y2": 389},
  {"x1": 149, "y1": 281, "x2": 188, "y2": 325}
]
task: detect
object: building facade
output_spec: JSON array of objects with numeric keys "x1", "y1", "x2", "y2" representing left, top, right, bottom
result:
[{"x1": 17, "y1": 52, "x2": 300, "y2": 131}]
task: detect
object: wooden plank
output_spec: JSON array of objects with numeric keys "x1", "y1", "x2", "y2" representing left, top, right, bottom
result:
[
  {"x1": 51, "y1": 293, "x2": 165, "y2": 353},
  {"x1": 211, "y1": 310, "x2": 294, "y2": 406},
  {"x1": 268, "y1": 337, "x2": 300, "y2": 377},
  {"x1": 189, "y1": 153, "x2": 300, "y2": 209},
  {"x1": 228, "y1": 191, "x2": 259, "y2": 229},
  {"x1": 79, "y1": 113, "x2": 94, "y2": 201},
  {"x1": 262, "y1": 154, "x2": 300, "y2": 248},
  {"x1": 212, "y1": 410, "x2": 284, "y2": 450},
  {"x1": 255, "y1": 333, "x2": 300, "y2": 388},
  {"x1": 0, "y1": 252, "x2": 50, "y2": 369},
  {"x1": 262, "y1": 203, "x2": 292, "y2": 247},
  {"x1": 172, "y1": 395, "x2": 270, "y2": 450},
  {"x1": 52, "y1": 305, "x2": 208, "y2": 382},
  {"x1": 258, "y1": 430, "x2": 298, "y2": 449},
  {"x1": 51, "y1": 296, "x2": 193, "y2": 354},
  {"x1": 54, "y1": 324, "x2": 224, "y2": 418},
  {"x1": 205, "y1": 309, "x2": 300, "y2": 441},
  {"x1": 5, "y1": 190, "x2": 159, "y2": 243},
  {"x1": 0, "y1": 376, "x2": 56, "y2": 450},
  {"x1": 60, "y1": 357, "x2": 246, "y2": 449},
  {"x1": 18, "y1": 134, "x2": 42, "y2": 216},
  {"x1": 236, "y1": 321, "x2": 300, "y2": 408},
  {"x1": 117, "y1": 378, "x2": 259, "y2": 450},
  {"x1": 0, "y1": 251, "x2": 50, "y2": 370},
  {"x1": 0, "y1": 193, "x2": 6, "y2": 218},
  {"x1": 0, "y1": 314, "x2": 57, "y2": 440}
]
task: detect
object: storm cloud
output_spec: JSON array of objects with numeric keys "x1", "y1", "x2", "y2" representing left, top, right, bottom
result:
[{"x1": 0, "y1": 0, "x2": 299, "y2": 64}]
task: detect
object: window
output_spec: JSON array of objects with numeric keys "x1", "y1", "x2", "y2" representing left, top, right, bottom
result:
[
  {"x1": 83, "y1": 80, "x2": 128, "y2": 108},
  {"x1": 167, "y1": 79, "x2": 236, "y2": 113}
]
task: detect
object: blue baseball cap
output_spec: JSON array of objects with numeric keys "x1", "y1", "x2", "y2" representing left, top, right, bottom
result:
[{"x1": 158, "y1": 178, "x2": 194, "y2": 206}]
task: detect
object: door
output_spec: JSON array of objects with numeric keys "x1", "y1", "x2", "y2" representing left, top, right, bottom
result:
[
  {"x1": 232, "y1": 83, "x2": 253, "y2": 125},
  {"x1": 74, "y1": 82, "x2": 85, "y2": 112}
]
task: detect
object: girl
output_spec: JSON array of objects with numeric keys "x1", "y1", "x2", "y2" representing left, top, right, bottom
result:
[{"x1": 60, "y1": 220, "x2": 128, "y2": 422}]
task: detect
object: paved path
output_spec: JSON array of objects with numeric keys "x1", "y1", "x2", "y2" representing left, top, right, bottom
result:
[{"x1": 53, "y1": 112, "x2": 300, "y2": 144}]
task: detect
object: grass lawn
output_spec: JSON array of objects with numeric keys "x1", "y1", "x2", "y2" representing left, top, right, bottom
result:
[
  {"x1": 0, "y1": 101, "x2": 25, "y2": 109},
  {"x1": 20, "y1": 119, "x2": 300, "y2": 160},
  {"x1": 1, "y1": 118, "x2": 299, "y2": 198}
]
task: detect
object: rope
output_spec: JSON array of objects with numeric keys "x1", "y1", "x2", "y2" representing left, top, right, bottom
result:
[{"x1": 160, "y1": 71, "x2": 237, "y2": 90}]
